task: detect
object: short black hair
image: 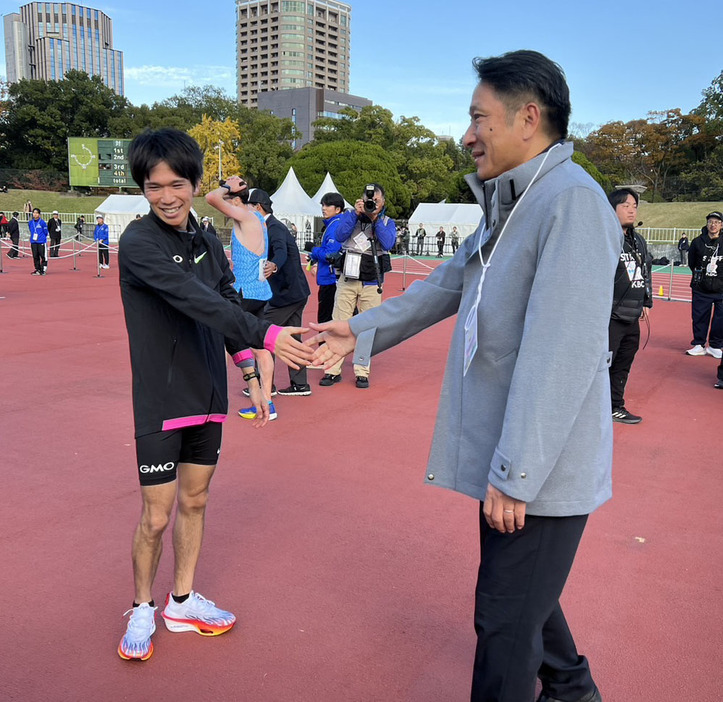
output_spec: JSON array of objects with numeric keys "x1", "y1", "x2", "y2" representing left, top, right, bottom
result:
[
  {"x1": 320, "y1": 192, "x2": 345, "y2": 210},
  {"x1": 129, "y1": 128, "x2": 203, "y2": 190},
  {"x1": 32, "y1": 208, "x2": 41, "y2": 214},
  {"x1": 608, "y1": 187, "x2": 639, "y2": 209},
  {"x1": 472, "y1": 50, "x2": 570, "y2": 140},
  {"x1": 12, "y1": 211, "x2": 19, "y2": 217}
]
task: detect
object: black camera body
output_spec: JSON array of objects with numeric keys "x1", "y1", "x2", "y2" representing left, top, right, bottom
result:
[{"x1": 363, "y1": 184, "x2": 376, "y2": 213}]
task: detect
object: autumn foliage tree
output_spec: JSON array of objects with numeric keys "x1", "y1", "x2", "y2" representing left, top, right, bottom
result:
[{"x1": 188, "y1": 116, "x2": 242, "y2": 193}]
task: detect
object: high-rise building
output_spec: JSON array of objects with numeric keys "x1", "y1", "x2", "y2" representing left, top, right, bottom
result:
[
  {"x1": 257, "y1": 86, "x2": 370, "y2": 148},
  {"x1": 3, "y1": 3, "x2": 124, "y2": 95},
  {"x1": 236, "y1": 0, "x2": 351, "y2": 108}
]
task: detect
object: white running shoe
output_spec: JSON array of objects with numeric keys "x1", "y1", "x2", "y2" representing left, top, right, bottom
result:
[
  {"x1": 118, "y1": 602, "x2": 157, "y2": 661},
  {"x1": 706, "y1": 346, "x2": 722, "y2": 359},
  {"x1": 686, "y1": 344, "x2": 706, "y2": 356},
  {"x1": 161, "y1": 591, "x2": 236, "y2": 636}
]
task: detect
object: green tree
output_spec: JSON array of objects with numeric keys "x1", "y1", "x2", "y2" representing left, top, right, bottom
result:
[
  {"x1": 311, "y1": 106, "x2": 464, "y2": 208},
  {"x1": 288, "y1": 140, "x2": 410, "y2": 218},
  {"x1": 0, "y1": 70, "x2": 130, "y2": 171}
]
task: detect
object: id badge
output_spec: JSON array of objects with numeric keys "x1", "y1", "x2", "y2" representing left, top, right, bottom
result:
[
  {"x1": 463, "y1": 303, "x2": 479, "y2": 377},
  {"x1": 258, "y1": 258, "x2": 267, "y2": 281},
  {"x1": 343, "y1": 251, "x2": 362, "y2": 279}
]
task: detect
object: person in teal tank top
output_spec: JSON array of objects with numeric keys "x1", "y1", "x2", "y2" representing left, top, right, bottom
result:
[{"x1": 206, "y1": 176, "x2": 276, "y2": 412}]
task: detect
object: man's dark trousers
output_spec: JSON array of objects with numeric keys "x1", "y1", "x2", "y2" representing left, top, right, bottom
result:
[
  {"x1": 608, "y1": 317, "x2": 640, "y2": 410},
  {"x1": 690, "y1": 290, "x2": 723, "y2": 348},
  {"x1": 31, "y1": 243, "x2": 46, "y2": 272},
  {"x1": 471, "y1": 507, "x2": 596, "y2": 702},
  {"x1": 264, "y1": 299, "x2": 308, "y2": 386},
  {"x1": 317, "y1": 284, "x2": 336, "y2": 323}
]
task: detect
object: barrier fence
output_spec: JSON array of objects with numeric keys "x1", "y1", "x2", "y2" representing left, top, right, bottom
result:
[
  {"x1": 0, "y1": 232, "x2": 119, "y2": 278},
  {"x1": 0, "y1": 226, "x2": 697, "y2": 305}
]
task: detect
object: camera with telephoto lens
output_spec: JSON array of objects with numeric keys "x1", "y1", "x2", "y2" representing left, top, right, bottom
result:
[{"x1": 363, "y1": 184, "x2": 377, "y2": 213}]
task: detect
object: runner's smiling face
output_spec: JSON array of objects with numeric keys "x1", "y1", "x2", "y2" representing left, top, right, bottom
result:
[{"x1": 143, "y1": 161, "x2": 199, "y2": 230}]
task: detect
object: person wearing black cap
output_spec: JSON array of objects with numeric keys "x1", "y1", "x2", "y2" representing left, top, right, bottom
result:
[
  {"x1": 686, "y1": 211, "x2": 723, "y2": 359},
  {"x1": 248, "y1": 188, "x2": 312, "y2": 397}
]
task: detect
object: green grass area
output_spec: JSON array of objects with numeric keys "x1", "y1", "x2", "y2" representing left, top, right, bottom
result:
[
  {"x1": 0, "y1": 188, "x2": 217, "y2": 220},
  {"x1": 638, "y1": 201, "x2": 723, "y2": 229},
  {"x1": 1, "y1": 188, "x2": 721, "y2": 229}
]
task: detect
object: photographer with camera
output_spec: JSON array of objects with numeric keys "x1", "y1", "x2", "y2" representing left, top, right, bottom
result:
[{"x1": 318, "y1": 184, "x2": 396, "y2": 389}]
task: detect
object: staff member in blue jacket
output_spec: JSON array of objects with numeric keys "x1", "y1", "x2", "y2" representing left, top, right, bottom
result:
[
  {"x1": 28, "y1": 208, "x2": 48, "y2": 275},
  {"x1": 94, "y1": 215, "x2": 110, "y2": 269},
  {"x1": 308, "y1": 192, "x2": 344, "y2": 323}
]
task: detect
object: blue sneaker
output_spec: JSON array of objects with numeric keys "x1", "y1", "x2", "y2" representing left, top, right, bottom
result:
[
  {"x1": 238, "y1": 401, "x2": 277, "y2": 420},
  {"x1": 118, "y1": 602, "x2": 157, "y2": 661},
  {"x1": 161, "y1": 591, "x2": 235, "y2": 636}
]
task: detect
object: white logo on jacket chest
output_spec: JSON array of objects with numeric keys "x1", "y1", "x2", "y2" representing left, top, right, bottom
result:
[{"x1": 173, "y1": 255, "x2": 183, "y2": 264}]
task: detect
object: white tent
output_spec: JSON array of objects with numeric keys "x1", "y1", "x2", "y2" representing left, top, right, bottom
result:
[
  {"x1": 269, "y1": 167, "x2": 319, "y2": 243},
  {"x1": 95, "y1": 195, "x2": 149, "y2": 241},
  {"x1": 407, "y1": 202, "x2": 482, "y2": 249},
  {"x1": 310, "y1": 172, "x2": 352, "y2": 210}
]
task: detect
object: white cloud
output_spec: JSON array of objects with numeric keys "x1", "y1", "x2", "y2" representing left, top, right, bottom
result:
[{"x1": 125, "y1": 64, "x2": 234, "y2": 88}]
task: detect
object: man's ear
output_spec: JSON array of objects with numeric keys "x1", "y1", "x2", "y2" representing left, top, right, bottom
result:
[
  {"x1": 519, "y1": 102, "x2": 542, "y2": 139},
  {"x1": 193, "y1": 182, "x2": 201, "y2": 197}
]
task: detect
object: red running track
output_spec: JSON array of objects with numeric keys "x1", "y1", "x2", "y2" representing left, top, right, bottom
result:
[{"x1": 0, "y1": 250, "x2": 721, "y2": 701}]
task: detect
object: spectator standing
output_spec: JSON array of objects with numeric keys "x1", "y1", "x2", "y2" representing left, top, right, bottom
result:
[
  {"x1": 28, "y1": 208, "x2": 48, "y2": 275},
  {"x1": 48, "y1": 211, "x2": 62, "y2": 258},
  {"x1": 6, "y1": 212, "x2": 20, "y2": 258},
  {"x1": 74, "y1": 215, "x2": 85, "y2": 241},
  {"x1": 400, "y1": 225, "x2": 410, "y2": 254},
  {"x1": 415, "y1": 223, "x2": 427, "y2": 256},
  {"x1": 451, "y1": 226, "x2": 460, "y2": 254},
  {"x1": 200, "y1": 216, "x2": 218, "y2": 238},
  {"x1": 0, "y1": 211, "x2": 7, "y2": 237},
  {"x1": 677, "y1": 234, "x2": 689, "y2": 266},
  {"x1": 436, "y1": 226, "x2": 446, "y2": 257},
  {"x1": 94, "y1": 215, "x2": 110, "y2": 269},
  {"x1": 308, "y1": 192, "x2": 344, "y2": 323},
  {"x1": 24, "y1": 200, "x2": 33, "y2": 215},
  {"x1": 607, "y1": 188, "x2": 652, "y2": 424},
  {"x1": 686, "y1": 211, "x2": 723, "y2": 358}
]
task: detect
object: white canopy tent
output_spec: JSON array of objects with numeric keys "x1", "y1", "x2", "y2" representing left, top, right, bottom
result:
[
  {"x1": 95, "y1": 195, "x2": 149, "y2": 241},
  {"x1": 269, "y1": 167, "x2": 319, "y2": 242},
  {"x1": 407, "y1": 202, "x2": 482, "y2": 245},
  {"x1": 309, "y1": 172, "x2": 352, "y2": 210}
]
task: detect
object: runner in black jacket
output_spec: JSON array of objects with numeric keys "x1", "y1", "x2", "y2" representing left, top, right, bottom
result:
[{"x1": 117, "y1": 128, "x2": 312, "y2": 662}]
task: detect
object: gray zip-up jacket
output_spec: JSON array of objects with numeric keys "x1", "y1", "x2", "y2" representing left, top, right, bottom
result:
[{"x1": 350, "y1": 142, "x2": 622, "y2": 516}]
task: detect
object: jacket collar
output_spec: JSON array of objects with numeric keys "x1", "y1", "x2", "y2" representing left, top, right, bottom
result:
[{"x1": 465, "y1": 140, "x2": 572, "y2": 235}]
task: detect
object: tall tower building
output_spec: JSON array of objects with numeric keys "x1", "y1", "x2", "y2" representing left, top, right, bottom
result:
[
  {"x1": 3, "y1": 3, "x2": 124, "y2": 95},
  {"x1": 236, "y1": 0, "x2": 351, "y2": 108}
]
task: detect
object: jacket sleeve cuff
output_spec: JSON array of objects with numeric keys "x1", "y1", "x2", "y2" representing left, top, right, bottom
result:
[
  {"x1": 232, "y1": 349, "x2": 255, "y2": 368},
  {"x1": 263, "y1": 325, "x2": 283, "y2": 353}
]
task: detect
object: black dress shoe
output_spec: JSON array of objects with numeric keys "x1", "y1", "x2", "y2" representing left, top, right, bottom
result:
[{"x1": 537, "y1": 686, "x2": 601, "y2": 702}]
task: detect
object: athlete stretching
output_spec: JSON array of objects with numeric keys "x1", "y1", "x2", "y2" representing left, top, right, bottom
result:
[{"x1": 117, "y1": 128, "x2": 313, "y2": 660}]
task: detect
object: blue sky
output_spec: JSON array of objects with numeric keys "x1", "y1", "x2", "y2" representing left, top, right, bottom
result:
[{"x1": 2, "y1": 0, "x2": 720, "y2": 140}]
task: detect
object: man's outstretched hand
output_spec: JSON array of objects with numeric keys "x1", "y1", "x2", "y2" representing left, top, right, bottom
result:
[{"x1": 307, "y1": 321, "x2": 356, "y2": 369}]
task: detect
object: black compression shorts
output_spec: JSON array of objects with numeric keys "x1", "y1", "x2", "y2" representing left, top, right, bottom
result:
[{"x1": 135, "y1": 422, "x2": 223, "y2": 486}]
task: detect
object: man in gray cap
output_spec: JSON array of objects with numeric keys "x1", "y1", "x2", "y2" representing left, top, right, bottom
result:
[{"x1": 686, "y1": 211, "x2": 723, "y2": 358}]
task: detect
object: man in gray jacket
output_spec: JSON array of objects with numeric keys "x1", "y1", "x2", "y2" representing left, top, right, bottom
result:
[{"x1": 310, "y1": 50, "x2": 621, "y2": 702}]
